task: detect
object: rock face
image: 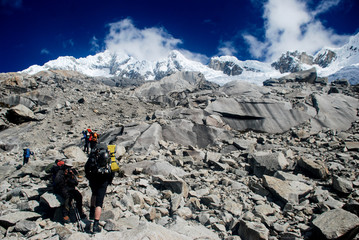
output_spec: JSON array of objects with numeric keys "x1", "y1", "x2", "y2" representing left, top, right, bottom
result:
[
  {"x1": 208, "y1": 58, "x2": 243, "y2": 76},
  {"x1": 0, "y1": 69, "x2": 358, "y2": 239},
  {"x1": 314, "y1": 49, "x2": 337, "y2": 68},
  {"x1": 271, "y1": 51, "x2": 314, "y2": 73}
]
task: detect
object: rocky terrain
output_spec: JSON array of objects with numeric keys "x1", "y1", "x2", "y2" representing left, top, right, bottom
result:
[{"x1": 0, "y1": 68, "x2": 358, "y2": 240}]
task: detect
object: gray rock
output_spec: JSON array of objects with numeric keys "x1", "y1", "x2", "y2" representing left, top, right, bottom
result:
[
  {"x1": 205, "y1": 98, "x2": 310, "y2": 134},
  {"x1": 235, "y1": 219, "x2": 269, "y2": 240},
  {"x1": 263, "y1": 175, "x2": 313, "y2": 204},
  {"x1": 310, "y1": 94, "x2": 358, "y2": 133},
  {"x1": 249, "y1": 152, "x2": 289, "y2": 177},
  {"x1": 153, "y1": 175, "x2": 189, "y2": 198},
  {"x1": 6, "y1": 104, "x2": 37, "y2": 124},
  {"x1": 162, "y1": 119, "x2": 232, "y2": 148},
  {"x1": 0, "y1": 211, "x2": 41, "y2": 227},
  {"x1": 297, "y1": 156, "x2": 328, "y2": 179},
  {"x1": 167, "y1": 217, "x2": 220, "y2": 240},
  {"x1": 220, "y1": 80, "x2": 270, "y2": 98},
  {"x1": 123, "y1": 160, "x2": 187, "y2": 177},
  {"x1": 132, "y1": 122, "x2": 163, "y2": 154},
  {"x1": 201, "y1": 194, "x2": 221, "y2": 208},
  {"x1": 279, "y1": 67, "x2": 317, "y2": 83},
  {"x1": 332, "y1": 175, "x2": 353, "y2": 194},
  {"x1": 312, "y1": 208, "x2": 359, "y2": 239},
  {"x1": 208, "y1": 59, "x2": 243, "y2": 76},
  {"x1": 345, "y1": 141, "x2": 359, "y2": 151},
  {"x1": 40, "y1": 192, "x2": 63, "y2": 208},
  {"x1": 14, "y1": 219, "x2": 38, "y2": 233}
]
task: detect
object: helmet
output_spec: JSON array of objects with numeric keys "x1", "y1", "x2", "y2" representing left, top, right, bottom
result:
[{"x1": 97, "y1": 150, "x2": 109, "y2": 167}]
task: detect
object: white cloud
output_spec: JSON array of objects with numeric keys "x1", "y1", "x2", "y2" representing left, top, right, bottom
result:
[
  {"x1": 313, "y1": 0, "x2": 341, "y2": 16},
  {"x1": 90, "y1": 36, "x2": 100, "y2": 53},
  {"x1": 217, "y1": 41, "x2": 238, "y2": 56},
  {"x1": 105, "y1": 18, "x2": 183, "y2": 61},
  {"x1": 244, "y1": 0, "x2": 349, "y2": 61},
  {"x1": 40, "y1": 48, "x2": 50, "y2": 55}
]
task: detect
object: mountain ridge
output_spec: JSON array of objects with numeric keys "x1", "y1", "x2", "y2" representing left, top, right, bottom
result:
[{"x1": 21, "y1": 33, "x2": 359, "y2": 85}]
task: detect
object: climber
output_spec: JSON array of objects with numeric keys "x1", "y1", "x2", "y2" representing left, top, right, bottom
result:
[
  {"x1": 89, "y1": 130, "x2": 99, "y2": 152},
  {"x1": 53, "y1": 160, "x2": 86, "y2": 224},
  {"x1": 23, "y1": 148, "x2": 34, "y2": 165},
  {"x1": 85, "y1": 148, "x2": 114, "y2": 232},
  {"x1": 81, "y1": 128, "x2": 91, "y2": 154}
]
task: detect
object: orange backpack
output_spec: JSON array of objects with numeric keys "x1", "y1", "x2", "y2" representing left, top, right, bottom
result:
[{"x1": 92, "y1": 132, "x2": 98, "y2": 142}]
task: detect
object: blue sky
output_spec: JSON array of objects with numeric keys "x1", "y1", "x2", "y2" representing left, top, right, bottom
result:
[{"x1": 0, "y1": 0, "x2": 358, "y2": 73}]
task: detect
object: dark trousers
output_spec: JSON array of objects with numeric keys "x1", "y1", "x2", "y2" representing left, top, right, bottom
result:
[
  {"x1": 23, "y1": 157, "x2": 29, "y2": 165},
  {"x1": 84, "y1": 140, "x2": 90, "y2": 154},
  {"x1": 90, "y1": 180, "x2": 108, "y2": 208},
  {"x1": 61, "y1": 189, "x2": 83, "y2": 217}
]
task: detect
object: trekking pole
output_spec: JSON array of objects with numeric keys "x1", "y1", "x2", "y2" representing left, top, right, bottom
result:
[{"x1": 72, "y1": 201, "x2": 84, "y2": 232}]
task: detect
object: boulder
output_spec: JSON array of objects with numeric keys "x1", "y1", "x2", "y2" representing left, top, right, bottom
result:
[
  {"x1": 6, "y1": 104, "x2": 37, "y2": 124},
  {"x1": 0, "y1": 211, "x2": 41, "y2": 227},
  {"x1": 205, "y1": 98, "x2": 310, "y2": 134},
  {"x1": 263, "y1": 175, "x2": 313, "y2": 204},
  {"x1": 162, "y1": 119, "x2": 232, "y2": 148},
  {"x1": 345, "y1": 141, "x2": 359, "y2": 151},
  {"x1": 280, "y1": 67, "x2": 317, "y2": 83},
  {"x1": 312, "y1": 208, "x2": 359, "y2": 239},
  {"x1": 235, "y1": 219, "x2": 269, "y2": 240},
  {"x1": 122, "y1": 160, "x2": 187, "y2": 177},
  {"x1": 220, "y1": 80, "x2": 271, "y2": 98},
  {"x1": 310, "y1": 94, "x2": 358, "y2": 133},
  {"x1": 40, "y1": 192, "x2": 63, "y2": 208},
  {"x1": 132, "y1": 122, "x2": 163, "y2": 154},
  {"x1": 134, "y1": 71, "x2": 204, "y2": 106},
  {"x1": 332, "y1": 175, "x2": 353, "y2": 194},
  {"x1": 297, "y1": 156, "x2": 328, "y2": 179},
  {"x1": 62, "y1": 145, "x2": 87, "y2": 164},
  {"x1": 0, "y1": 95, "x2": 36, "y2": 109},
  {"x1": 248, "y1": 152, "x2": 289, "y2": 177},
  {"x1": 153, "y1": 175, "x2": 189, "y2": 198}
]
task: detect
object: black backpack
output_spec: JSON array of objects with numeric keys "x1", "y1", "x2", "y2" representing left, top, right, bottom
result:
[
  {"x1": 85, "y1": 149, "x2": 111, "y2": 179},
  {"x1": 96, "y1": 150, "x2": 111, "y2": 174}
]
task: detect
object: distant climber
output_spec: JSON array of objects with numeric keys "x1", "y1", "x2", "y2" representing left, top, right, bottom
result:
[
  {"x1": 89, "y1": 130, "x2": 99, "y2": 152},
  {"x1": 53, "y1": 160, "x2": 86, "y2": 224},
  {"x1": 23, "y1": 148, "x2": 34, "y2": 165},
  {"x1": 82, "y1": 128, "x2": 91, "y2": 154}
]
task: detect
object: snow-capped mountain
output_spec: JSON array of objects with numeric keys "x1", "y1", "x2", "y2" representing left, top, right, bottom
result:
[
  {"x1": 271, "y1": 32, "x2": 359, "y2": 85},
  {"x1": 22, "y1": 33, "x2": 359, "y2": 85}
]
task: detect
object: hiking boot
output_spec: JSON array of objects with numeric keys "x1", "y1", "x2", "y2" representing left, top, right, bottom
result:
[
  {"x1": 63, "y1": 216, "x2": 70, "y2": 224},
  {"x1": 93, "y1": 220, "x2": 101, "y2": 233}
]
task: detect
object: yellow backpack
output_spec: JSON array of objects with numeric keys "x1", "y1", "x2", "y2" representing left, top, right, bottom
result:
[{"x1": 107, "y1": 145, "x2": 120, "y2": 172}]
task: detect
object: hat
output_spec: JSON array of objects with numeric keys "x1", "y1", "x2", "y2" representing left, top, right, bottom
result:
[{"x1": 64, "y1": 160, "x2": 73, "y2": 168}]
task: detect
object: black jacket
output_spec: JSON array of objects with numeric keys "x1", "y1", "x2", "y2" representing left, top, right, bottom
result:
[{"x1": 53, "y1": 168, "x2": 78, "y2": 196}]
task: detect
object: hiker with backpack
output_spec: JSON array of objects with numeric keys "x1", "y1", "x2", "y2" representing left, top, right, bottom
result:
[
  {"x1": 23, "y1": 148, "x2": 34, "y2": 165},
  {"x1": 85, "y1": 148, "x2": 114, "y2": 233},
  {"x1": 82, "y1": 128, "x2": 91, "y2": 154},
  {"x1": 89, "y1": 131, "x2": 99, "y2": 152},
  {"x1": 53, "y1": 160, "x2": 86, "y2": 224}
]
